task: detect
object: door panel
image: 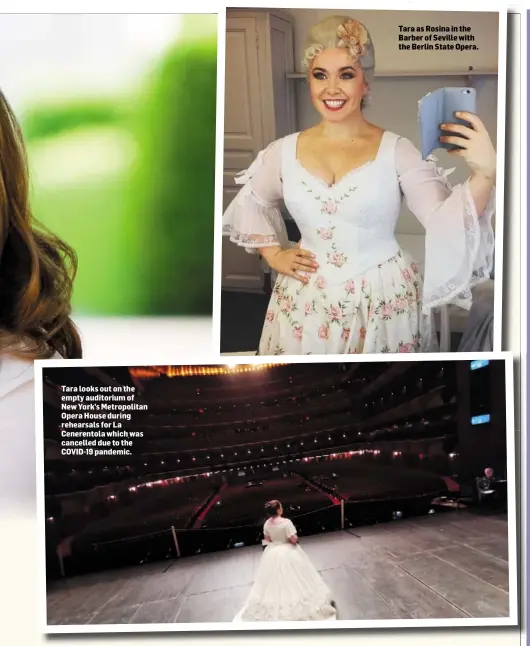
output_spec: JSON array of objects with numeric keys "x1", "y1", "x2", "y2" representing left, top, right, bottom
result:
[{"x1": 222, "y1": 16, "x2": 266, "y2": 291}]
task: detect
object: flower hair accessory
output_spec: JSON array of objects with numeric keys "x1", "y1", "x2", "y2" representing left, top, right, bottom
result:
[{"x1": 337, "y1": 19, "x2": 369, "y2": 60}]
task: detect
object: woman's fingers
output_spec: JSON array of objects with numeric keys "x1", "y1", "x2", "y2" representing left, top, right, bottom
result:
[
  {"x1": 440, "y1": 135, "x2": 470, "y2": 148},
  {"x1": 295, "y1": 256, "x2": 318, "y2": 269},
  {"x1": 447, "y1": 148, "x2": 465, "y2": 157},
  {"x1": 297, "y1": 248, "x2": 316, "y2": 259},
  {"x1": 455, "y1": 111, "x2": 485, "y2": 132},
  {"x1": 294, "y1": 261, "x2": 316, "y2": 273},
  {"x1": 296, "y1": 249, "x2": 318, "y2": 268},
  {"x1": 440, "y1": 123, "x2": 474, "y2": 138}
]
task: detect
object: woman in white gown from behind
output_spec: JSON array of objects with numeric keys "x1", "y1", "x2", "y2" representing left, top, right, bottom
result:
[{"x1": 233, "y1": 500, "x2": 337, "y2": 622}]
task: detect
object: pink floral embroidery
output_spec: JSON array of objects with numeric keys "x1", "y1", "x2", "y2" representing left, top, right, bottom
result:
[
  {"x1": 402, "y1": 269, "x2": 411, "y2": 281},
  {"x1": 315, "y1": 275, "x2": 326, "y2": 289},
  {"x1": 266, "y1": 310, "x2": 275, "y2": 322},
  {"x1": 292, "y1": 325, "x2": 303, "y2": 341},
  {"x1": 304, "y1": 302, "x2": 312, "y2": 315},
  {"x1": 321, "y1": 199, "x2": 338, "y2": 215},
  {"x1": 317, "y1": 227, "x2": 334, "y2": 240},
  {"x1": 380, "y1": 303, "x2": 393, "y2": 319},
  {"x1": 281, "y1": 296, "x2": 293, "y2": 313},
  {"x1": 345, "y1": 279, "x2": 356, "y2": 294},
  {"x1": 398, "y1": 342, "x2": 414, "y2": 353},
  {"x1": 318, "y1": 324, "x2": 329, "y2": 340},
  {"x1": 360, "y1": 327, "x2": 367, "y2": 339},
  {"x1": 328, "y1": 305, "x2": 344, "y2": 322},
  {"x1": 411, "y1": 262, "x2": 419, "y2": 275},
  {"x1": 327, "y1": 251, "x2": 346, "y2": 268},
  {"x1": 341, "y1": 327, "x2": 351, "y2": 342}
]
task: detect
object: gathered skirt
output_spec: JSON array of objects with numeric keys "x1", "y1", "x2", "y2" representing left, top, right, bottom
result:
[
  {"x1": 233, "y1": 542, "x2": 337, "y2": 622},
  {"x1": 258, "y1": 249, "x2": 437, "y2": 355}
]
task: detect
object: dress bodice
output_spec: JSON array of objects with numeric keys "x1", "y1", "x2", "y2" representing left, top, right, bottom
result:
[
  {"x1": 264, "y1": 517, "x2": 296, "y2": 544},
  {"x1": 281, "y1": 131, "x2": 402, "y2": 284},
  {"x1": 223, "y1": 128, "x2": 495, "y2": 316}
]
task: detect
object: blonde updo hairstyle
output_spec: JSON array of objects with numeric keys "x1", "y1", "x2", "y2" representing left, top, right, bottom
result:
[{"x1": 302, "y1": 16, "x2": 375, "y2": 108}]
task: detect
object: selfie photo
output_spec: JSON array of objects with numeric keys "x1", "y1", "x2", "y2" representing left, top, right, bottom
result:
[
  {"x1": 219, "y1": 9, "x2": 503, "y2": 356},
  {"x1": 37, "y1": 356, "x2": 517, "y2": 631}
]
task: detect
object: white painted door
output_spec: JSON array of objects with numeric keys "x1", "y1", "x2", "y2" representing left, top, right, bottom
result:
[{"x1": 222, "y1": 15, "x2": 266, "y2": 292}]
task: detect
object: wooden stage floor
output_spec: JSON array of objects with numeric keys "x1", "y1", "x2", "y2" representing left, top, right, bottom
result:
[{"x1": 47, "y1": 511, "x2": 510, "y2": 625}]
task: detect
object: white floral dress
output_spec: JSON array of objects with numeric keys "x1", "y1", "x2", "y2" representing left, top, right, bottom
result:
[{"x1": 222, "y1": 131, "x2": 495, "y2": 355}]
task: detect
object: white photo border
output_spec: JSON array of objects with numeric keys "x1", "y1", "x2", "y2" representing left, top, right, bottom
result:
[
  {"x1": 212, "y1": 5, "x2": 507, "y2": 356},
  {"x1": 34, "y1": 350, "x2": 518, "y2": 634}
]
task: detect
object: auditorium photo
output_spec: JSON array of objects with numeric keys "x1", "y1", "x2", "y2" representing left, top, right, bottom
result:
[
  {"x1": 219, "y1": 9, "x2": 504, "y2": 356},
  {"x1": 36, "y1": 355, "x2": 517, "y2": 631}
]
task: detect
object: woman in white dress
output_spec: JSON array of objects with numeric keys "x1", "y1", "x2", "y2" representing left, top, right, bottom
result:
[
  {"x1": 233, "y1": 500, "x2": 337, "y2": 622},
  {"x1": 0, "y1": 91, "x2": 81, "y2": 511},
  {"x1": 222, "y1": 16, "x2": 496, "y2": 355}
]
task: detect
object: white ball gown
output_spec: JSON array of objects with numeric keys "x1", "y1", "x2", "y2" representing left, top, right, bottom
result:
[{"x1": 233, "y1": 517, "x2": 337, "y2": 622}]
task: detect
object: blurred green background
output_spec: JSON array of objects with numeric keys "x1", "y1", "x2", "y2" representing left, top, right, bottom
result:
[{"x1": 22, "y1": 14, "x2": 217, "y2": 316}]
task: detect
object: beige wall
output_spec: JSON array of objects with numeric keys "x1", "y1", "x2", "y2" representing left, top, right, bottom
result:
[{"x1": 287, "y1": 10, "x2": 499, "y2": 74}]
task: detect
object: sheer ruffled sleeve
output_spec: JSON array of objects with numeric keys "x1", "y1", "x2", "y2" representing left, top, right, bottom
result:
[
  {"x1": 396, "y1": 137, "x2": 495, "y2": 311},
  {"x1": 222, "y1": 139, "x2": 288, "y2": 254}
]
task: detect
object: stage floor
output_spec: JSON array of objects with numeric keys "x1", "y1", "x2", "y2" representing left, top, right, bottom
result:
[{"x1": 47, "y1": 511, "x2": 510, "y2": 625}]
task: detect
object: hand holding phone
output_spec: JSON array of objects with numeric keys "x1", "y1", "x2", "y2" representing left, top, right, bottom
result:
[{"x1": 418, "y1": 87, "x2": 477, "y2": 159}]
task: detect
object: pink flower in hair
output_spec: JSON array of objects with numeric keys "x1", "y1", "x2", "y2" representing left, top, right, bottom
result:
[{"x1": 337, "y1": 20, "x2": 369, "y2": 59}]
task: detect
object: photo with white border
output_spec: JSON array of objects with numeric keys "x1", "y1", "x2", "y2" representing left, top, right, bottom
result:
[
  {"x1": 215, "y1": 8, "x2": 506, "y2": 358},
  {"x1": 35, "y1": 352, "x2": 518, "y2": 633}
]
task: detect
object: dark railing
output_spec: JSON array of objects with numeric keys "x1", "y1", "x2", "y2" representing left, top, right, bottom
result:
[{"x1": 46, "y1": 487, "x2": 452, "y2": 583}]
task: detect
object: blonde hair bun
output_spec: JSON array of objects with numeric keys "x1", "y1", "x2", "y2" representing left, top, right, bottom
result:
[{"x1": 302, "y1": 15, "x2": 375, "y2": 82}]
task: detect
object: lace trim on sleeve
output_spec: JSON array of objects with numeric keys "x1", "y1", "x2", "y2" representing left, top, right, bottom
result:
[
  {"x1": 405, "y1": 154, "x2": 495, "y2": 312},
  {"x1": 422, "y1": 176, "x2": 495, "y2": 311},
  {"x1": 222, "y1": 184, "x2": 287, "y2": 253},
  {"x1": 222, "y1": 140, "x2": 287, "y2": 254}
]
